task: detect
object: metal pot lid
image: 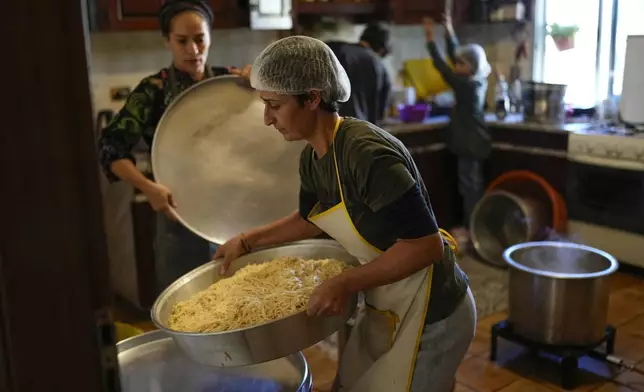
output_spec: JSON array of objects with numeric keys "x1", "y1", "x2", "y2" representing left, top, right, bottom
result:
[{"x1": 151, "y1": 75, "x2": 305, "y2": 244}]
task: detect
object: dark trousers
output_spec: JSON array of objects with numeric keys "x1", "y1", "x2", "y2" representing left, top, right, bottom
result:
[
  {"x1": 155, "y1": 213, "x2": 211, "y2": 292},
  {"x1": 457, "y1": 157, "x2": 484, "y2": 229}
]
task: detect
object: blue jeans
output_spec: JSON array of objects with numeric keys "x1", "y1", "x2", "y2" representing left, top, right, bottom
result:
[{"x1": 457, "y1": 157, "x2": 484, "y2": 228}]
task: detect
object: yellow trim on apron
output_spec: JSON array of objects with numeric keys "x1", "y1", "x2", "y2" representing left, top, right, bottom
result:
[
  {"x1": 305, "y1": 117, "x2": 452, "y2": 392},
  {"x1": 405, "y1": 266, "x2": 434, "y2": 388}
]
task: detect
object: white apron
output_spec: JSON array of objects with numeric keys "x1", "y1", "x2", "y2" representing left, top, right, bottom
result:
[{"x1": 307, "y1": 119, "x2": 458, "y2": 392}]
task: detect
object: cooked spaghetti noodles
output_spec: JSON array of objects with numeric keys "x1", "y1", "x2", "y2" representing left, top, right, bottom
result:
[{"x1": 168, "y1": 257, "x2": 348, "y2": 333}]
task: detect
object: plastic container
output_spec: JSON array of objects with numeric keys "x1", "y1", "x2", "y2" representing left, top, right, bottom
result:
[
  {"x1": 397, "y1": 103, "x2": 430, "y2": 123},
  {"x1": 115, "y1": 322, "x2": 144, "y2": 342},
  {"x1": 402, "y1": 58, "x2": 453, "y2": 98}
]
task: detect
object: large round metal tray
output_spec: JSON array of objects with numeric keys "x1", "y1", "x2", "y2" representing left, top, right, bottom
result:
[
  {"x1": 151, "y1": 75, "x2": 306, "y2": 244},
  {"x1": 118, "y1": 330, "x2": 312, "y2": 391},
  {"x1": 151, "y1": 239, "x2": 359, "y2": 367}
]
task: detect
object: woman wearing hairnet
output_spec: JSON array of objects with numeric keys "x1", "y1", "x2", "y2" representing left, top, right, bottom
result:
[
  {"x1": 424, "y1": 15, "x2": 492, "y2": 239},
  {"x1": 214, "y1": 36, "x2": 476, "y2": 392}
]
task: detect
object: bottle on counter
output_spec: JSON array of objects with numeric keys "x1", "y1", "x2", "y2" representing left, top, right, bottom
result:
[
  {"x1": 495, "y1": 74, "x2": 510, "y2": 120},
  {"x1": 511, "y1": 79, "x2": 522, "y2": 113}
]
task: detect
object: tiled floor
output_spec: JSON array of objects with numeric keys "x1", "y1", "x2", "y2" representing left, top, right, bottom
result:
[
  {"x1": 450, "y1": 272, "x2": 644, "y2": 392},
  {"x1": 113, "y1": 272, "x2": 644, "y2": 392}
]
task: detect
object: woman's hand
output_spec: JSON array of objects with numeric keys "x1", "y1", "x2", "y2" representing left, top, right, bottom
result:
[
  {"x1": 443, "y1": 12, "x2": 453, "y2": 32},
  {"x1": 142, "y1": 182, "x2": 179, "y2": 221},
  {"x1": 423, "y1": 17, "x2": 435, "y2": 42},
  {"x1": 213, "y1": 234, "x2": 250, "y2": 275},
  {"x1": 307, "y1": 275, "x2": 350, "y2": 317},
  {"x1": 229, "y1": 64, "x2": 252, "y2": 80}
]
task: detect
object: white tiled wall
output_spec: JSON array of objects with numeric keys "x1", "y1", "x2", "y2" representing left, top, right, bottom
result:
[
  {"x1": 89, "y1": 29, "x2": 278, "y2": 113},
  {"x1": 88, "y1": 22, "x2": 532, "y2": 114}
]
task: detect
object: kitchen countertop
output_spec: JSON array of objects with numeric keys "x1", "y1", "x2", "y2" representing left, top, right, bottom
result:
[{"x1": 382, "y1": 113, "x2": 594, "y2": 135}]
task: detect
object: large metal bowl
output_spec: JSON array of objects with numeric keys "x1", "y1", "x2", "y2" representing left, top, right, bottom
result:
[
  {"x1": 118, "y1": 330, "x2": 313, "y2": 391},
  {"x1": 151, "y1": 239, "x2": 359, "y2": 367},
  {"x1": 471, "y1": 190, "x2": 548, "y2": 267}
]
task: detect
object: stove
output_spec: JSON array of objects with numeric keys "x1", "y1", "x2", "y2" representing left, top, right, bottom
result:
[
  {"x1": 566, "y1": 126, "x2": 644, "y2": 269},
  {"x1": 568, "y1": 126, "x2": 644, "y2": 168},
  {"x1": 490, "y1": 320, "x2": 617, "y2": 390}
]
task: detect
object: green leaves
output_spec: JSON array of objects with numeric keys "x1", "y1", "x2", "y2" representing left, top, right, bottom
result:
[{"x1": 546, "y1": 23, "x2": 580, "y2": 38}]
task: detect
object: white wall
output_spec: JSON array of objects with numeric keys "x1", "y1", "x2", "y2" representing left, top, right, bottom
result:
[{"x1": 88, "y1": 22, "x2": 532, "y2": 114}]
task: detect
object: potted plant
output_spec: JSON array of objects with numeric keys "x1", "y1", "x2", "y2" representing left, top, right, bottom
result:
[{"x1": 547, "y1": 24, "x2": 579, "y2": 51}]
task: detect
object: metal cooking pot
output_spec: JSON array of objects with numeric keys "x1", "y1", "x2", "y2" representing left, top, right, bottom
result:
[
  {"x1": 522, "y1": 81, "x2": 567, "y2": 124},
  {"x1": 470, "y1": 190, "x2": 548, "y2": 267},
  {"x1": 151, "y1": 239, "x2": 359, "y2": 367},
  {"x1": 118, "y1": 330, "x2": 312, "y2": 391},
  {"x1": 504, "y1": 241, "x2": 619, "y2": 346}
]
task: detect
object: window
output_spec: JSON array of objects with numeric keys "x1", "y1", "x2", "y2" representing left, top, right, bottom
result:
[
  {"x1": 535, "y1": 0, "x2": 644, "y2": 107},
  {"x1": 541, "y1": 0, "x2": 600, "y2": 108}
]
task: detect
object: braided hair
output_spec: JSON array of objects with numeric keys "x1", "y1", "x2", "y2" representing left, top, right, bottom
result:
[{"x1": 158, "y1": 0, "x2": 214, "y2": 37}]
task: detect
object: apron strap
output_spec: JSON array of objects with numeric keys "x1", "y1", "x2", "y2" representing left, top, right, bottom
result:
[
  {"x1": 439, "y1": 229, "x2": 459, "y2": 255},
  {"x1": 330, "y1": 117, "x2": 345, "y2": 202}
]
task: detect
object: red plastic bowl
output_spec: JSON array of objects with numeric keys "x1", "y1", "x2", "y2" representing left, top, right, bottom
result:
[{"x1": 398, "y1": 103, "x2": 430, "y2": 123}]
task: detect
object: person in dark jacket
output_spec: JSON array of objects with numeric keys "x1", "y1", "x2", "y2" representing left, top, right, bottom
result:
[
  {"x1": 325, "y1": 22, "x2": 393, "y2": 124},
  {"x1": 98, "y1": 0, "x2": 250, "y2": 292},
  {"x1": 424, "y1": 15, "x2": 491, "y2": 235}
]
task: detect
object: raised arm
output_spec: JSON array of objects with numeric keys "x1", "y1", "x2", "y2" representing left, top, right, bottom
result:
[
  {"x1": 444, "y1": 13, "x2": 460, "y2": 63},
  {"x1": 423, "y1": 17, "x2": 470, "y2": 89}
]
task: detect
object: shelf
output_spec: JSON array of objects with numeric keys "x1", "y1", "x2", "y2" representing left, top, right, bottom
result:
[{"x1": 295, "y1": 1, "x2": 387, "y2": 15}]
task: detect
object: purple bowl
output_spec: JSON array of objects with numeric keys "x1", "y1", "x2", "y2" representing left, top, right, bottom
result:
[{"x1": 398, "y1": 103, "x2": 430, "y2": 123}]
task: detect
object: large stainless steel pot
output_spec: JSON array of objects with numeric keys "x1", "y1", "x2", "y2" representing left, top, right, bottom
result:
[
  {"x1": 522, "y1": 81, "x2": 567, "y2": 124},
  {"x1": 151, "y1": 239, "x2": 359, "y2": 367},
  {"x1": 118, "y1": 330, "x2": 312, "y2": 391},
  {"x1": 504, "y1": 241, "x2": 619, "y2": 346},
  {"x1": 470, "y1": 190, "x2": 548, "y2": 267}
]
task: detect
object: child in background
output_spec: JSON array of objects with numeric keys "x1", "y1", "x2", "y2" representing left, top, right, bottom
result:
[{"x1": 424, "y1": 15, "x2": 492, "y2": 243}]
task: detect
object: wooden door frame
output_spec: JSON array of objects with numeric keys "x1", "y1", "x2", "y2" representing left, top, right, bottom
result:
[{"x1": 0, "y1": 1, "x2": 116, "y2": 391}]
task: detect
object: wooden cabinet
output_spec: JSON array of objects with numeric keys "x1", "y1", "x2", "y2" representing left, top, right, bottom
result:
[
  {"x1": 394, "y1": 129, "x2": 461, "y2": 229},
  {"x1": 391, "y1": 0, "x2": 447, "y2": 25},
  {"x1": 485, "y1": 127, "x2": 569, "y2": 196},
  {"x1": 392, "y1": 124, "x2": 571, "y2": 230},
  {"x1": 94, "y1": 0, "x2": 249, "y2": 31}
]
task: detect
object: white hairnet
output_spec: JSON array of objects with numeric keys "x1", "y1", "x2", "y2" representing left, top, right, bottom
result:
[
  {"x1": 455, "y1": 44, "x2": 491, "y2": 80},
  {"x1": 250, "y1": 36, "x2": 351, "y2": 103}
]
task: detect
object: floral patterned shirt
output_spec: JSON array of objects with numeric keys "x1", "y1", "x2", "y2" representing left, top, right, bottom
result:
[{"x1": 98, "y1": 65, "x2": 230, "y2": 182}]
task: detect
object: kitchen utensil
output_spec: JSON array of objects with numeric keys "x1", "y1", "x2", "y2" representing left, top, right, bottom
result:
[
  {"x1": 151, "y1": 75, "x2": 305, "y2": 245},
  {"x1": 397, "y1": 103, "x2": 430, "y2": 123},
  {"x1": 470, "y1": 190, "x2": 548, "y2": 267},
  {"x1": 522, "y1": 81, "x2": 568, "y2": 124},
  {"x1": 504, "y1": 241, "x2": 618, "y2": 346},
  {"x1": 118, "y1": 330, "x2": 313, "y2": 391},
  {"x1": 151, "y1": 239, "x2": 359, "y2": 367},
  {"x1": 402, "y1": 58, "x2": 453, "y2": 99}
]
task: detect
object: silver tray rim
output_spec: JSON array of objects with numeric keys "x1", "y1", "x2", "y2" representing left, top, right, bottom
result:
[
  {"x1": 150, "y1": 239, "x2": 359, "y2": 337},
  {"x1": 149, "y1": 74, "x2": 255, "y2": 244}
]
